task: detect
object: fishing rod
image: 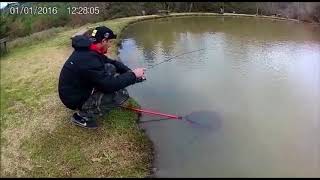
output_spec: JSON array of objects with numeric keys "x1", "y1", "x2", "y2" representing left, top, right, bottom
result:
[
  {"x1": 134, "y1": 47, "x2": 207, "y2": 82},
  {"x1": 144, "y1": 46, "x2": 245, "y2": 70},
  {"x1": 146, "y1": 47, "x2": 207, "y2": 70}
]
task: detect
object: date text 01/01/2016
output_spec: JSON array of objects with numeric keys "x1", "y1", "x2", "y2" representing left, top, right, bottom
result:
[
  {"x1": 9, "y1": 6, "x2": 58, "y2": 15},
  {"x1": 8, "y1": 6, "x2": 100, "y2": 15}
]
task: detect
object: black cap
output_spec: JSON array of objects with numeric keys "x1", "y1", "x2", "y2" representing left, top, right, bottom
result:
[{"x1": 89, "y1": 26, "x2": 117, "y2": 43}]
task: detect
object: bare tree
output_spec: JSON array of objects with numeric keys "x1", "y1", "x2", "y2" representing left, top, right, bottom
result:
[{"x1": 189, "y1": 2, "x2": 193, "y2": 12}]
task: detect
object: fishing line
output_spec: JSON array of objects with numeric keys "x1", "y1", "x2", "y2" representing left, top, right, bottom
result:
[
  {"x1": 144, "y1": 46, "x2": 241, "y2": 70},
  {"x1": 146, "y1": 47, "x2": 207, "y2": 70}
]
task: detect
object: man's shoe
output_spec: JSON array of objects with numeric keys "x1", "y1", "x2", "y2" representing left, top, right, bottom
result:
[{"x1": 71, "y1": 113, "x2": 98, "y2": 129}]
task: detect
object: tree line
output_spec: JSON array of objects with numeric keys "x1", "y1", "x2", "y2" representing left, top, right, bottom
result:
[{"x1": 1, "y1": 2, "x2": 320, "y2": 40}]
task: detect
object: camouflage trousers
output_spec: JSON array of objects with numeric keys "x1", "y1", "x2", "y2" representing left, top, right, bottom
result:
[
  {"x1": 78, "y1": 89, "x2": 129, "y2": 122},
  {"x1": 78, "y1": 63, "x2": 130, "y2": 122}
]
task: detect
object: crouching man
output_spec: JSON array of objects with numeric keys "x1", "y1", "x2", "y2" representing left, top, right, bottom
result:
[{"x1": 58, "y1": 26, "x2": 146, "y2": 129}]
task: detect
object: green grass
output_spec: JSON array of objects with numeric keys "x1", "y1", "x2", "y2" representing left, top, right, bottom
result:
[
  {"x1": 19, "y1": 100, "x2": 152, "y2": 177},
  {"x1": 7, "y1": 27, "x2": 70, "y2": 50}
]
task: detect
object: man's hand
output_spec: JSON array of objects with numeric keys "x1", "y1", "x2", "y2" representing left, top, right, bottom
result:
[{"x1": 132, "y1": 68, "x2": 146, "y2": 78}]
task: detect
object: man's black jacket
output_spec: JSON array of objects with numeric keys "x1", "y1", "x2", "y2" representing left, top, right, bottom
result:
[{"x1": 58, "y1": 35, "x2": 137, "y2": 110}]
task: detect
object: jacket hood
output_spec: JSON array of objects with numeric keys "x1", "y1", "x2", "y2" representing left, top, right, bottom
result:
[{"x1": 71, "y1": 35, "x2": 92, "y2": 50}]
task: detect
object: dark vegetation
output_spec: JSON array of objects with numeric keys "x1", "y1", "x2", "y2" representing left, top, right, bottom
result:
[{"x1": 1, "y1": 2, "x2": 320, "y2": 40}]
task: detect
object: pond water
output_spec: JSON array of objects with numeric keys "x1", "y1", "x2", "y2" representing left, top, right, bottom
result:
[{"x1": 118, "y1": 16, "x2": 320, "y2": 177}]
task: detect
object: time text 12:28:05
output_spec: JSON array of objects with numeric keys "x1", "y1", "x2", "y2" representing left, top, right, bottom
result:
[{"x1": 67, "y1": 6, "x2": 100, "y2": 15}]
